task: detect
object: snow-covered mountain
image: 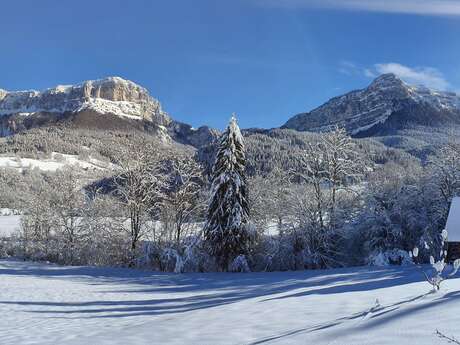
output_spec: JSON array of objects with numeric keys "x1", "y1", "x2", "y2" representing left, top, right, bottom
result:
[
  {"x1": 282, "y1": 74, "x2": 460, "y2": 136},
  {"x1": 0, "y1": 77, "x2": 217, "y2": 147},
  {"x1": 0, "y1": 77, "x2": 169, "y2": 123},
  {"x1": 2, "y1": 73, "x2": 457, "y2": 162}
]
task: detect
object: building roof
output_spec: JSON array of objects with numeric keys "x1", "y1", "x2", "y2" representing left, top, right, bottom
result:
[{"x1": 446, "y1": 197, "x2": 460, "y2": 242}]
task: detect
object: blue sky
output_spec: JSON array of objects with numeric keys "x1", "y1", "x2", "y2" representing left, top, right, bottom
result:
[{"x1": 1, "y1": 0, "x2": 460, "y2": 129}]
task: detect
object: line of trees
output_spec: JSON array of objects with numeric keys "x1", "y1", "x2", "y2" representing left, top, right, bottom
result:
[{"x1": 1, "y1": 118, "x2": 459, "y2": 272}]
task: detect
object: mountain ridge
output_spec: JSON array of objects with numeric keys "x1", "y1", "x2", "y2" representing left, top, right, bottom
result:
[
  {"x1": 0, "y1": 76, "x2": 218, "y2": 148},
  {"x1": 282, "y1": 73, "x2": 460, "y2": 136},
  {"x1": 2, "y1": 74, "x2": 459, "y2": 155},
  {"x1": 0, "y1": 76, "x2": 169, "y2": 123}
]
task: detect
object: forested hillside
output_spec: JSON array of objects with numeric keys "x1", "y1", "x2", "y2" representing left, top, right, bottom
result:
[{"x1": 0, "y1": 76, "x2": 459, "y2": 275}]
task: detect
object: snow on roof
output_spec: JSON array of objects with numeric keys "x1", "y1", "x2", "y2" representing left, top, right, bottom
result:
[{"x1": 446, "y1": 197, "x2": 460, "y2": 242}]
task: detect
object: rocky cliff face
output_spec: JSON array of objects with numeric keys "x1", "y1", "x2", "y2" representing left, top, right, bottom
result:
[
  {"x1": 282, "y1": 74, "x2": 460, "y2": 136},
  {"x1": 0, "y1": 77, "x2": 170, "y2": 125},
  {"x1": 0, "y1": 77, "x2": 217, "y2": 147}
]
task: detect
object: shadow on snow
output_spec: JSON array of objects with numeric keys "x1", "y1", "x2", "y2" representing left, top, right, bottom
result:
[{"x1": 0, "y1": 259, "x2": 450, "y2": 322}]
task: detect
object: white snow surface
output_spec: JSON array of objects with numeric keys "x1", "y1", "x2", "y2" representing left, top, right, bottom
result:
[
  {"x1": 1, "y1": 259, "x2": 460, "y2": 345},
  {"x1": 0, "y1": 216, "x2": 20, "y2": 238},
  {"x1": 76, "y1": 97, "x2": 147, "y2": 120},
  {"x1": 446, "y1": 197, "x2": 460, "y2": 242},
  {"x1": 0, "y1": 152, "x2": 114, "y2": 172}
]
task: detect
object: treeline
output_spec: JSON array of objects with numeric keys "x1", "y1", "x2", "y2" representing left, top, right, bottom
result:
[
  {"x1": 0, "y1": 124, "x2": 193, "y2": 164},
  {"x1": 0, "y1": 141, "x2": 207, "y2": 269},
  {"x1": 0, "y1": 122, "x2": 459, "y2": 272},
  {"x1": 0, "y1": 123, "x2": 424, "y2": 177}
]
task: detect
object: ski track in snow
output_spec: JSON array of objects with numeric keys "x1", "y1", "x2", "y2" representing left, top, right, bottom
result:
[{"x1": 1, "y1": 259, "x2": 460, "y2": 345}]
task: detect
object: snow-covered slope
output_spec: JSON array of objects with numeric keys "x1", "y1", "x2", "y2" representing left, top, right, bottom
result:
[
  {"x1": 283, "y1": 74, "x2": 460, "y2": 136},
  {"x1": 0, "y1": 77, "x2": 170, "y2": 124},
  {"x1": 1, "y1": 259, "x2": 460, "y2": 345},
  {"x1": 0, "y1": 152, "x2": 114, "y2": 173}
]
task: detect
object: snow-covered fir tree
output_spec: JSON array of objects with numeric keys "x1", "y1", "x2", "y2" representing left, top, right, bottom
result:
[{"x1": 204, "y1": 115, "x2": 250, "y2": 271}]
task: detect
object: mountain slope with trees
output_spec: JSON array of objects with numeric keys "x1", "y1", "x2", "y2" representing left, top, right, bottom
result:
[{"x1": 0, "y1": 76, "x2": 459, "y2": 275}]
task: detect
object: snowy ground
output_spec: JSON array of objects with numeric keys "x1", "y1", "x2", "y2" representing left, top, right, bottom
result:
[
  {"x1": 0, "y1": 152, "x2": 114, "y2": 172},
  {"x1": 1, "y1": 260, "x2": 460, "y2": 345},
  {"x1": 0, "y1": 215, "x2": 20, "y2": 237}
]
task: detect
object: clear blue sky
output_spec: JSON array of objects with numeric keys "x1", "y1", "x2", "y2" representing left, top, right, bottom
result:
[{"x1": 1, "y1": 0, "x2": 460, "y2": 129}]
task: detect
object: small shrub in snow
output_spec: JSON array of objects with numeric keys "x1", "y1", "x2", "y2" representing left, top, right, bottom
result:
[
  {"x1": 141, "y1": 236, "x2": 216, "y2": 273},
  {"x1": 249, "y1": 234, "x2": 295, "y2": 271},
  {"x1": 230, "y1": 255, "x2": 250, "y2": 273},
  {"x1": 161, "y1": 248, "x2": 183, "y2": 273},
  {"x1": 180, "y1": 236, "x2": 216, "y2": 273},
  {"x1": 412, "y1": 229, "x2": 460, "y2": 291},
  {"x1": 0, "y1": 239, "x2": 9, "y2": 258},
  {"x1": 368, "y1": 249, "x2": 413, "y2": 267}
]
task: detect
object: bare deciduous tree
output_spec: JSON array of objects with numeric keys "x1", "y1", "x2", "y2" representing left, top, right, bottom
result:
[
  {"x1": 322, "y1": 127, "x2": 363, "y2": 221},
  {"x1": 112, "y1": 141, "x2": 168, "y2": 264},
  {"x1": 161, "y1": 155, "x2": 205, "y2": 245},
  {"x1": 48, "y1": 168, "x2": 86, "y2": 263},
  {"x1": 298, "y1": 142, "x2": 328, "y2": 232},
  {"x1": 429, "y1": 140, "x2": 460, "y2": 205}
]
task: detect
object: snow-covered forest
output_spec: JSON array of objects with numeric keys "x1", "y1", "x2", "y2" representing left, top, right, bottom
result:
[{"x1": 1, "y1": 116, "x2": 459, "y2": 274}]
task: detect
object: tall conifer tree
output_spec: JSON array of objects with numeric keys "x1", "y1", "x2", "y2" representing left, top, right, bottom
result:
[{"x1": 204, "y1": 115, "x2": 250, "y2": 270}]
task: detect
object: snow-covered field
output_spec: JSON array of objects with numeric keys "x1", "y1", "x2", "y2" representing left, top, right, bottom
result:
[
  {"x1": 0, "y1": 152, "x2": 114, "y2": 172},
  {"x1": 0, "y1": 215, "x2": 20, "y2": 238},
  {"x1": 1, "y1": 259, "x2": 460, "y2": 345}
]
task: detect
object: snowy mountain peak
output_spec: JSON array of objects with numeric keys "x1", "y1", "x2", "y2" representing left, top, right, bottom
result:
[
  {"x1": 368, "y1": 73, "x2": 406, "y2": 90},
  {"x1": 0, "y1": 77, "x2": 171, "y2": 132},
  {"x1": 282, "y1": 74, "x2": 460, "y2": 136},
  {"x1": 77, "y1": 76, "x2": 152, "y2": 99},
  {"x1": 0, "y1": 78, "x2": 218, "y2": 148}
]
